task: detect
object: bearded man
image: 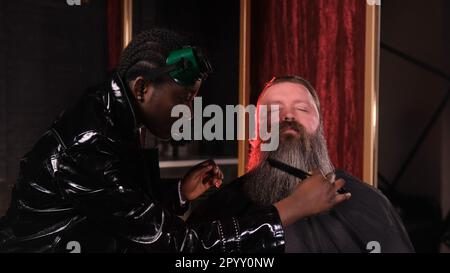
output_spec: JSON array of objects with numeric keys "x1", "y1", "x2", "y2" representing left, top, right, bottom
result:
[{"x1": 188, "y1": 75, "x2": 414, "y2": 253}]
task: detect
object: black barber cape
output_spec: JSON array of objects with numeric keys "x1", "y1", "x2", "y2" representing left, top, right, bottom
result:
[{"x1": 188, "y1": 170, "x2": 415, "y2": 253}]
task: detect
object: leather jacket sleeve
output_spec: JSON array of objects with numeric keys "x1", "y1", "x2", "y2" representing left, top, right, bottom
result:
[
  {"x1": 54, "y1": 134, "x2": 285, "y2": 253},
  {"x1": 157, "y1": 178, "x2": 189, "y2": 216},
  {"x1": 138, "y1": 148, "x2": 189, "y2": 216}
]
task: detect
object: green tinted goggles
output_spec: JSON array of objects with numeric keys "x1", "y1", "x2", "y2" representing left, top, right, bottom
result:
[{"x1": 135, "y1": 47, "x2": 213, "y2": 87}]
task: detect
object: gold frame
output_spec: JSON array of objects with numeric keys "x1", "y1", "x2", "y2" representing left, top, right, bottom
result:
[
  {"x1": 237, "y1": 1, "x2": 381, "y2": 185},
  {"x1": 363, "y1": 4, "x2": 380, "y2": 187},
  {"x1": 122, "y1": 0, "x2": 133, "y2": 49},
  {"x1": 238, "y1": 0, "x2": 251, "y2": 176}
]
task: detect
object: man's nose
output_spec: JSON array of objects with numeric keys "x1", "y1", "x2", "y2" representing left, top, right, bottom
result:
[{"x1": 282, "y1": 111, "x2": 295, "y2": 122}]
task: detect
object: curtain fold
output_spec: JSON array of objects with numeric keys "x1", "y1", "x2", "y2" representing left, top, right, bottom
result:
[{"x1": 250, "y1": 0, "x2": 366, "y2": 179}]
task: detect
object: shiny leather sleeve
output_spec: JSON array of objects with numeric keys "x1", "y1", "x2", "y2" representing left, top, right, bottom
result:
[
  {"x1": 157, "y1": 178, "x2": 190, "y2": 216},
  {"x1": 139, "y1": 148, "x2": 189, "y2": 216},
  {"x1": 55, "y1": 133, "x2": 285, "y2": 253}
]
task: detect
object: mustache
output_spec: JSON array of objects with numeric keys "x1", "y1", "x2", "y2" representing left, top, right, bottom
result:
[{"x1": 279, "y1": 120, "x2": 304, "y2": 134}]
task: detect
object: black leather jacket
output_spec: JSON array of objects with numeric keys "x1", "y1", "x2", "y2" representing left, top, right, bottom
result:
[{"x1": 0, "y1": 73, "x2": 285, "y2": 253}]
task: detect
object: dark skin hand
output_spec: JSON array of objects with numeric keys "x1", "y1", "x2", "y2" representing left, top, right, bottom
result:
[
  {"x1": 274, "y1": 169, "x2": 351, "y2": 227},
  {"x1": 181, "y1": 159, "x2": 224, "y2": 201}
]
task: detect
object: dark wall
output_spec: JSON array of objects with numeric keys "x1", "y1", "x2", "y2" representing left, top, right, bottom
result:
[
  {"x1": 0, "y1": 0, "x2": 108, "y2": 215},
  {"x1": 379, "y1": 0, "x2": 450, "y2": 252}
]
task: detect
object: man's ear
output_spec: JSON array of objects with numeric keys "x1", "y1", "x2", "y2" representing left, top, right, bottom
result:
[{"x1": 129, "y1": 76, "x2": 151, "y2": 102}]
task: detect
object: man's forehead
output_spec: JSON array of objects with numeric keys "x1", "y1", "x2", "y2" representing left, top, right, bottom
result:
[{"x1": 258, "y1": 82, "x2": 315, "y2": 104}]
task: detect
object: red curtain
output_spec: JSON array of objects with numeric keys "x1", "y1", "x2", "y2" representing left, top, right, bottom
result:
[
  {"x1": 106, "y1": 0, "x2": 122, "y2": 71},
  {"x1": 250, "y1": 0, "x2": 366, "y2": 179}
]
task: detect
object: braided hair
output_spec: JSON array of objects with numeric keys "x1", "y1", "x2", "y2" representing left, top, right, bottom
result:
[{"x1": 117, "y1": 28, "x2": 185, "y2": 83}]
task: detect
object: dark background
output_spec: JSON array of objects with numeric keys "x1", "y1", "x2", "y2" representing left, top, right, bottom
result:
[
  {"x1": 0, "y1": 0, "x2": 109, "y2": 216},
  {"x1": 379, "y1": 0, "x2": 450, "y2": 252}
]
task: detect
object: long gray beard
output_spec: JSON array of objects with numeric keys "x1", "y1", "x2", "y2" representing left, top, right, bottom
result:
[{"x1": 244, "y1": 126, "x2": 334, "y2": 207}]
